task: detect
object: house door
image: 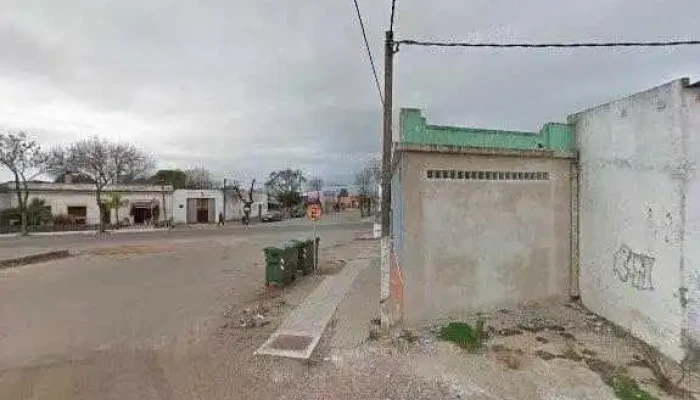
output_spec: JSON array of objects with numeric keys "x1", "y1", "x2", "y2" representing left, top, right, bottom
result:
[
  {"x1": 195, "y1": 198, "x2": 211, "y2": 223},
  {"x1": 187, "y1": 199, "x2": 197, "y2": 223}
]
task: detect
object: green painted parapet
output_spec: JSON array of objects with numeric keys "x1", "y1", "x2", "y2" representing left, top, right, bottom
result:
[{"x1": 399, "y1": 108, "x2": 574, "y2": 152}]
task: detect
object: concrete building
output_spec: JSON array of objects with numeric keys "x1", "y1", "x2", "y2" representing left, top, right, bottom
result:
[
  {"x1": 390, "y1": 109, "x2": 577, "y2": 325},
  {"x1": 389, "y1": 78, "x2": 700, "y2": 365},
  {"x1": 172, "y1": 189, "x2": 223, "y2": 224},
  {"x1": 0, "y1": 182, "x2": 172, "y2": 226},
  {"x1": 570, "y1": 78, "x2": 700, "y2": 363}
]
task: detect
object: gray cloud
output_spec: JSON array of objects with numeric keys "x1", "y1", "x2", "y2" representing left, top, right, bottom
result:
[{"x1": 1, "y1": 0, "x2": 699, "y2": 184}]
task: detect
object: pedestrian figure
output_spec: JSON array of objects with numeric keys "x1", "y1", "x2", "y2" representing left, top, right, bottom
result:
[{"x1": 218, "y1": 212, "x2": 225, "y2": 227}]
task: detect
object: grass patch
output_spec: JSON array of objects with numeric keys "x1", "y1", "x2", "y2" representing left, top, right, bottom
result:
[
  {"x1": 609, "y1": 374, "x2": 657, "y2": 400},
  {"x1": 438, "y1": 322, "x2": 483, "y2": 350},
  {"x1": 586, "y1": 359, "x2": 657, "y2": 400}
]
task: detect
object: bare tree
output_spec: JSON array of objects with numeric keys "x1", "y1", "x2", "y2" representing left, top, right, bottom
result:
[
  {"x1": 184, "y1": 167, "x2": 217, "y2": 189},
  {"x1": 45, "y1": 136, "x2": 154, "y2": 233},
  {"x1": 308, "y1": 176, "x2": 323, "y2": 191},
  {"x1": 0, "y1": 131, "x2": 46, "y2": 235},
  {"x1": 232, "y1": 179, "x2": 256, "y2": 225},
  {"x1": 354, "y1": 164, "x2": 374, "y2": 218}
]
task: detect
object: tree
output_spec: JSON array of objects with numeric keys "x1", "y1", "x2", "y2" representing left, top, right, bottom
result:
[
  {"x1": 105, "y1": 193, "x2": 128, "y2": 226},
  {"x1": 184, "y1": 167, "x2": 218, "y2": 189},
  {"x1": 354, "y1": 158, "x2": 380, "y2": 218},
  {"x1": 45, "y1": 136, "x2": 154, "y2": 233},
  {"x1": 152, "y1": 169, "x2": 187, "y2": 189},
  {"x1": 0, "y1": 198, "x2": 52, "y2": 229},
  {"x1": 26, "y1": 198, "x2": 52, "y2": 227},
  {"x1": 307, "y1": 176, "x2": 323, "y2": 191},
  {"x1": 231, "y1": 179, "x2": 256, "y2": 224},
  {"x1": 354, "y1": 165, "x2": 374, "y2": 218},
  {"x1": 0, "y1": 131, "x2": 46, "y2": 235},
  {"x1": 265, "y1": 169, "x2": 306, "y2": 212},
  {"x1": 338, "y1": 188, "x2": 349, "y2": 198}
]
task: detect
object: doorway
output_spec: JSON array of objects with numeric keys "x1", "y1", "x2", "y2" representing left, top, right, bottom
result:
[{"x1": 186, "y1": 198, "x2": 215, "y2": 223}]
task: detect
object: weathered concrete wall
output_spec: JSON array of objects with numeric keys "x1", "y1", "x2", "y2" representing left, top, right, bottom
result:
[
  {"x1": 570, "y1": 79, "x2": 700, "y2": 363},
  {"x1": 681, "y1": 82, "x2": 700, "y2": 358},
  {"x1": 400, "y1": 150, "x2": 573, "y2": 324}
]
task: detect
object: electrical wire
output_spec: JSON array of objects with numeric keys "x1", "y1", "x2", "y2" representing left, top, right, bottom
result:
[
  {"x1": 396, "y1": 39, "x2": 700, "y2": 49},
  {"x1": 352, "y1": 0, "x2": 383, "y2": 104},
  {"x1": 390, "y1": 0, "x2": 397, "y2": 32}
]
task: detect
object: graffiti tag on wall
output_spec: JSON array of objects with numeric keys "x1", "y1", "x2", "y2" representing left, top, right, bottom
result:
[{"x1": 613, "y1": 244, "x2": 655, "y2": 291}]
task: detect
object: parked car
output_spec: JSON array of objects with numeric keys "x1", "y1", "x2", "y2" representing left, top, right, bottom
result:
[
  {"x1": 261, "y1": 210, "x2": 283, "y2": 222},
  {"x1": 291, "y1": 207, "x2": 306, "y2": 218}
]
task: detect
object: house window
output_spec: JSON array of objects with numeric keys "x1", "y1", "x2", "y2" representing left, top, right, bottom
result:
[{"x1": 67, "y1": 206, "x2": 87, "y2": 225}]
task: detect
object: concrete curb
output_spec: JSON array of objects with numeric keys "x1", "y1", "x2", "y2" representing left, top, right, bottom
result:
[
  {"x1": 0, "y1": 229, "x2": 168, "y2": 239},
  {"x1": 0, "y1": 250, "x2": 72, "y2": 270}
]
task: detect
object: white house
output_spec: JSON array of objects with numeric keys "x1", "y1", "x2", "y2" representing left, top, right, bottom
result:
[
  {"x1": 0, "y1": 181, "x2": 173, "y2": 226},
  {"x1": 172, "y1": 189, "x2": 223, "y2": 224}
]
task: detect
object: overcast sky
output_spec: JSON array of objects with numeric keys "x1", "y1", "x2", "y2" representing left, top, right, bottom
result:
[{"x1": 1, "y1": 0, "x2": 698, "y2": 184}]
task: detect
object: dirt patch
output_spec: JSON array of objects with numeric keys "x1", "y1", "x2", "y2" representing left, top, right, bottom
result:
[
  {"x1": 268, "y1": 334, "x2": 314, "y2": 351},
  {"x1": 0, "y1": 250, "x2": 72, "y2": 270},
  {"x1": 84, "y1": 244, "x2": 177, "y2": 256}
]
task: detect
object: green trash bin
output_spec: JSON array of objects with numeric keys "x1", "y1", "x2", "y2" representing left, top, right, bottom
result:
[
  {"x1": 263, "y1": 243, "x2": 296, "y2": 286},
  {"x1": 308, "y1": 237, "x2": 320, "y2": 273},
  {"x1": 303, "y1": 239, "x2": 315, "y2": 274},
  {"x1": 289, "y1": 239, "x2": 310, "y2": 275},
  {"x1": 281, "y1": 240, "x2": 299, "y2": 280}
]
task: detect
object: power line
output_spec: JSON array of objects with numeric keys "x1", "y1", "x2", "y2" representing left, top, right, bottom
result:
[
  {"x1": 390, "y1": 0, "x2": 397, "y2": 32},
  {"x1": 352, "y1": 0, "x2": 383, "y2": 104},
  {"x1": 396, "y1": 39, "x2": 700, "y2": 50}
]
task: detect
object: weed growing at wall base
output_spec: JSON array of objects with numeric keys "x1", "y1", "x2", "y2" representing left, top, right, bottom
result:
[
  {"x1": 609, "y1": 374, "x2": 657, "y2": 400},
  {"x1": 438, "y1": 321, "x2": 484, "y2": 350}
]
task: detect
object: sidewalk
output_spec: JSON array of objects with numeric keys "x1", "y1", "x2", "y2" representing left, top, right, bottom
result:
[
  {"x1": 256, "y1": 250, "x2": 376, "y2": 359},
  {"x1": 329, "y1": 258, "x2": 379, "y2": 349}
]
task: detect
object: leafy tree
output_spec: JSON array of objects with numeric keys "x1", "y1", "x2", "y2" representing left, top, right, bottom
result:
[
  {"x1": 26, "y1": 198, "x2": 52, "y2": 227},
  {"x1": 265, "y1": 169, "x2": 306, "y2": 211},
  {"x1": 105, "y1": 193, "x2": 128, "y2": 226},
  {"x1": 0, "y1": 198, "x2": 52, "y2": 229},
  {"x1": 338, "y1": 188, "x2": 349, "y2": 198},
  {"x1": 45, "y1": 136, "x2": 154, "y2": 233},
  {"x1": 307, "y1": 176, "x2": 323, "y2": 191},
  {"x1": 0, "y1": 131, "x2": 46, "y2": 235},
  {"x1": 152, "y1": 169, "x2": 187, "y2": 189}
]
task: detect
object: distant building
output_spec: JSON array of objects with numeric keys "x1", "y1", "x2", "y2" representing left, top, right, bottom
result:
[{"x1": 0, "y1": 181, "x2": 172, "y2": 226}]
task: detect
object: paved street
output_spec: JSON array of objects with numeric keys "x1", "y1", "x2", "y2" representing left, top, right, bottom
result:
[{"x1": 0, "y1": 212, "x2": 385, "y2": 399}]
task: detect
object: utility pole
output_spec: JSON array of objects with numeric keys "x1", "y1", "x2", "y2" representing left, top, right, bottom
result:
[
  {"x1": 381, "y1": 30, "x2": 393, "y2": 234},
  {"x1": 380, "y1": 30, "x2": 394, "y2": 329},
  {"x1": 222, "y1": 178, "x2": 227, "y2": 221}
]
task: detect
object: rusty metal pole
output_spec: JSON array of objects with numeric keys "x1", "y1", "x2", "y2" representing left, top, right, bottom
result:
[{"x1": 380, "y1": 30, "x2": 394, "y2": 329}]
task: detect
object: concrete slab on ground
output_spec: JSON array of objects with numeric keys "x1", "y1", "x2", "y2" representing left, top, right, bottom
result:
[
  {"x1": 256, "y1": 252, "x2": 374, "y2": 359},
  {"x1": 330, "y1": 258, "x2": 379, "y2": 349}
]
